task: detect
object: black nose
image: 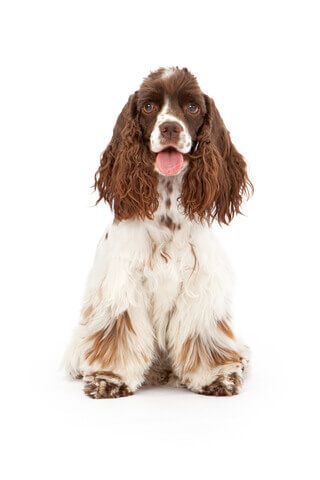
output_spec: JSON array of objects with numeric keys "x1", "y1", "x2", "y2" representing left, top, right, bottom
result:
[{"x1": 159, "y1": 121, "x2": 183, "y2": 141}]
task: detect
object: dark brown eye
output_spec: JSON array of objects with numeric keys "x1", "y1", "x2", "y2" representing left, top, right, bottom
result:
[
  {"x1": 187, "y1": 103, "x2": 200, "y2": 114},
  {"x1": 142, "y1": 102, "x2": 157, "y2": 114}
]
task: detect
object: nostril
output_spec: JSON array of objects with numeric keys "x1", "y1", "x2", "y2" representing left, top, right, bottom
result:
[
  {"x1": 160, "y1": 121, "x2": 182, "y2": 137},
  {"x1": 160, "y1": 123, "x2": 170, "y2": 133}
]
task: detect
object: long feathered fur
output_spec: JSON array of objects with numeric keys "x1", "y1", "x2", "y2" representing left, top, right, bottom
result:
[
  {"x1": 95, "y1": 93, "x2": 252, "y2": 223},
  {"x1": 94, "y1": 93, "x2": 159, "y2": 220},
  {"x1": 181, "y1": 95, "x2": 253, "y2": 224},
  {"x1": 65, "y1": 67, "x2": 252, "y2": 399}
]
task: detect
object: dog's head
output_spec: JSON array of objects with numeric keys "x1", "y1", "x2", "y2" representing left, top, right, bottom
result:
[{"x1": 95, "y1": 67, "x2": 252, "y2": 223}]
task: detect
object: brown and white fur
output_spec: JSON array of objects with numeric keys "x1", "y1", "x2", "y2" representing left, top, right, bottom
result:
[{"x1": 65, "y1": 67, "x2": 252, "y2": 399}]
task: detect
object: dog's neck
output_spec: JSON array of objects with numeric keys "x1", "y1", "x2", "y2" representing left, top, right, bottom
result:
[{"x1": 152, "y1": 173, "x2": 189, "y2": 234}]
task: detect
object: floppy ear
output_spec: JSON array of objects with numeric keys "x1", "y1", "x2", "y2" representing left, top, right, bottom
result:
[
  {"x1": 181, "y1": 95, "x2": 253, "y2": 224},
  {"x1": 94, "y1": 92, "x2": 158, "y2": 220}
]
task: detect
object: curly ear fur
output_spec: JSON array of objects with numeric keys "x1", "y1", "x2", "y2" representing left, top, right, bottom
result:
[
  {"x1": 94, "y1": 93, "x2": 159, "y2": 220},
  {"x1": 181, "y1": 95, "x2": 253, "y2": 224}
]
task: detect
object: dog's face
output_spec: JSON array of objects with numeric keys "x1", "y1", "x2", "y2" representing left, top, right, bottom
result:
[
  {"x1": 95, "y1": 67, "x2": 252, "y2": 223},
  {"x1": 137, "y1": 68, "x2": 206, "y2": 176}
]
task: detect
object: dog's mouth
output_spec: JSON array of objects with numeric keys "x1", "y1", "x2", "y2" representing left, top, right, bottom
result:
[{"x1": 155, "y1": 147, "x2": 184, "y2": 177}]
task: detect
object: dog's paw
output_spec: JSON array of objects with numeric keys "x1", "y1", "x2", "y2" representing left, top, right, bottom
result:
[
  {"x1": 200, "y1": 372, "x2": 242, "y2": 397},
  {"x1": 83, "y1": 372, "x2": 133, "y2": 399}
]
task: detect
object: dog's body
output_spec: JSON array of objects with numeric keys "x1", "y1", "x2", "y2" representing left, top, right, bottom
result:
[{"x1": 65, "y1": 67, "x2": 252, "y2": 398}]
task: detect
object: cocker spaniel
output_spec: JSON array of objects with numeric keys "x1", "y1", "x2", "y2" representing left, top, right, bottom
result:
[{"x1": 65, "y1": 67, "x2": 252, "y2": 398}]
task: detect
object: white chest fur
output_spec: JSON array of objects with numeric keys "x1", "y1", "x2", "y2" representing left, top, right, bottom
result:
[{"x1": 65, "y1": 173, "x2": 243, "y2": 395}]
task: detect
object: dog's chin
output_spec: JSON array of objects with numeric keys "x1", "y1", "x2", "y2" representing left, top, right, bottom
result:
[{"x1": 153, "y1": 146, "x2": 189, "y2": 177}]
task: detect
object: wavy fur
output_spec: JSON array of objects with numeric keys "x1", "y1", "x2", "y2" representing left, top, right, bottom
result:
[
  {"x1": 181, "y1": 96, "x2": 253, "y2": 224},
  {"x1": 94, "y1": 93, "x2": 159, "y2": 220}
]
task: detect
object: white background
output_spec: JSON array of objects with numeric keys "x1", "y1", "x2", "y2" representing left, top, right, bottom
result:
[{"x1": 1, "y1": 1, "x2": 319, "y2": 478}]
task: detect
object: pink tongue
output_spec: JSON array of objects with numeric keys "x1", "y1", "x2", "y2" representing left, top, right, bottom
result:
[{"x1": 156, "y1": 150, "x2": 184, "y2": 176}]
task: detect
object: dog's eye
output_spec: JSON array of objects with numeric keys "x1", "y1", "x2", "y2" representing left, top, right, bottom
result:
[
  {"x1": 187, "y1": 103, "x2": 200, "y2": 114},
  {"x1": 143, "y1": 102, "x2": 157, "y2": 114}
]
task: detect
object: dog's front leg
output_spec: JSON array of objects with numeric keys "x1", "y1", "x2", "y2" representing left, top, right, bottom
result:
[
  {"x1": 167, "y1": 234, "x2": 248, "y2": 396},
  {"x1": 65, "y1": 222, "x2": 155, "y2": 398},
  {"x1": 81, "y1": 301, "x2": 154, "y2": 399},
  {"x1": 168, "y1": 313, "x2": 248, "y2": 396}
]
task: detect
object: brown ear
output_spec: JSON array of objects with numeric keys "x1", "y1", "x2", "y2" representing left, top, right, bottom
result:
[
  {"x1": 94, "y1": 92, "x2": 158, "y2": 220},
  {"x1": 181, "y1": 95, "x2": 253, "y2": 224}
]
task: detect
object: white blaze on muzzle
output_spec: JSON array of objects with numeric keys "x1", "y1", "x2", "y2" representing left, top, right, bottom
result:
[
  {"x1": 150, "y1": 98, "x2": 193, "y2": 176},
  {"x1": 150, "y1": 99, "x2": 192, "y2": 154}
]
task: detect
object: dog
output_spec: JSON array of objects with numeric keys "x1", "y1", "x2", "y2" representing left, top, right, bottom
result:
[{"x1": 65, "y1": 67, "x2": 252, "y2": 398}]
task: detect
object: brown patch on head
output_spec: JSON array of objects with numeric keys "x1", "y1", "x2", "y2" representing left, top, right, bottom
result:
[
  {"x1": 217, "y1": 320, "x2": 235, "y2": 339},
  {"x1": 138, "y1": 67, "x2": 206, "y2": 142},
  {"x1": 85, "y1": 311, "x2": 135, "y2": 368},
  {"x1": 165, "y1": 197, "x2": 171, "y2": 209},
  {"x1": 179, "y1": 335, "x2": 241, "y2": 374}
]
